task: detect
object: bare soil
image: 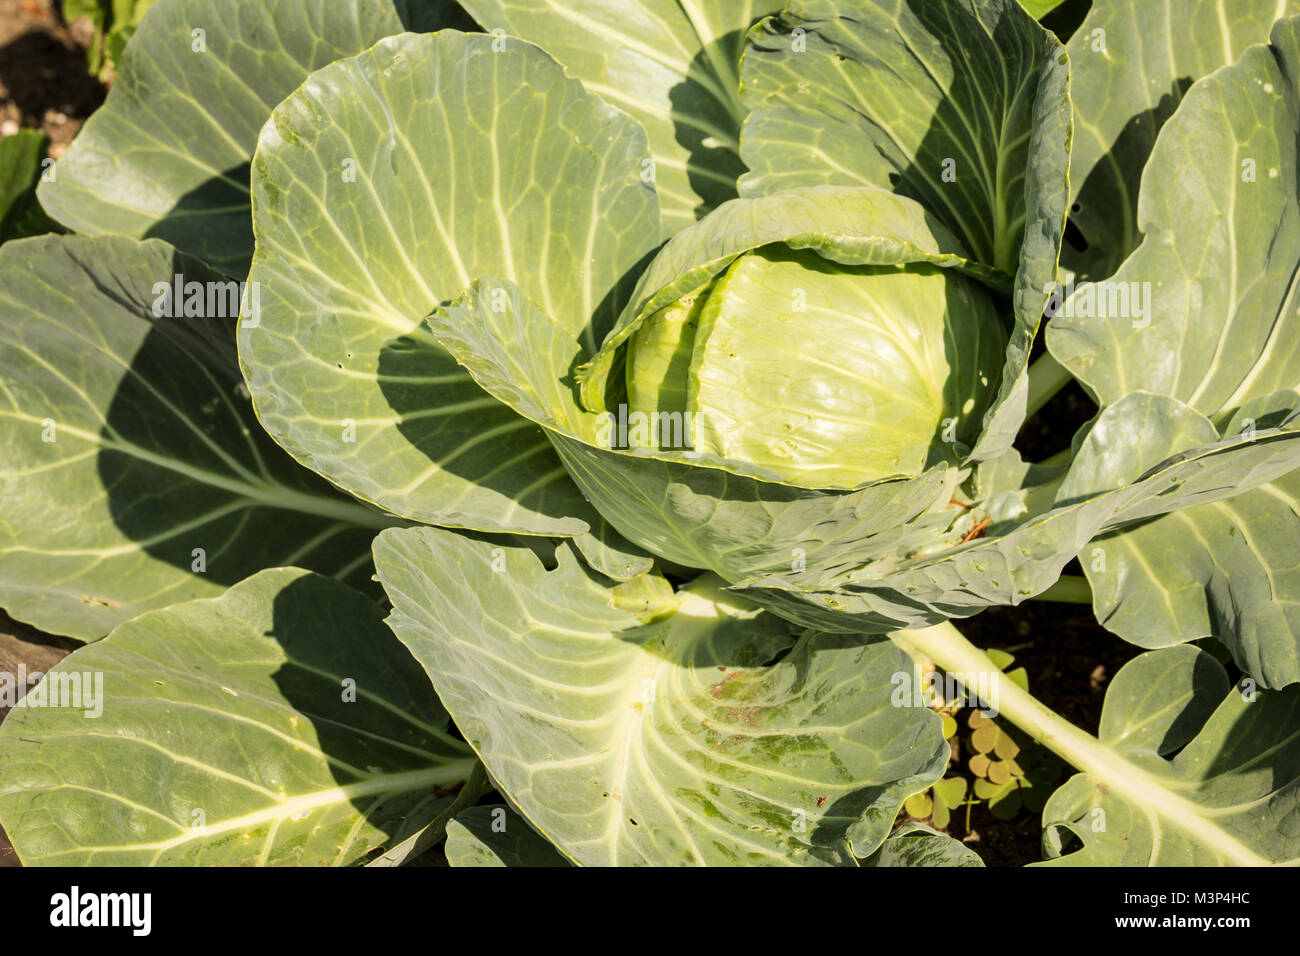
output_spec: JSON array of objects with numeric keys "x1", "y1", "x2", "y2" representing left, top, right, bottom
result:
[{"x1": 0, "y1": 614, "x2": 78, "y2": 866}]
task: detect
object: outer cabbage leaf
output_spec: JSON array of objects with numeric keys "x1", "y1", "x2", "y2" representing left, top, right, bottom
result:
[
  {"x1": 38, "y1": 0, "x2": 471, "y2": 275},
  {"x1": 740, "y1": 0, "x2": 1065, "y2": 276},
  {"x1": 736, "y1": 393, "x2": 1300, "y2": 633},
  {"x1": 238, "y1": 31, "x2": 660, "y2": 537},
  {"x1": 1041, "y1": 646, "x2": 1300, "y2": 865},
  {"x1": 1065, "y1": 0, "x2": 1300, "y2": 280},
  {"x1": 860, "y1": 822, "x2": 983, "y2": 867},
  {"x1": 0, "y1": 234, "x2": 393, "y2": 641},
  {"x1": 372, "y1": 526, "x2": 949, "y2": 866},
  {"x1": 1050, "y1": 18, "x2": 1300, "y2": 687},
  {"x1": 444, "y1": 805, "x2": 570, "y2": 867},
  {"x1": 739, "y1": 0, "x2": 1073, "y2": 460},
  {"x1": 1083, "y1": 469, "x2": 1300, "y2": 690},
  {"x1": 1052, "y1": 20, "x2": 1300, "y2": 418},
  {"x1": 460, "y1": 0, "x2": 783, "y2": 235},
  {"x1": 0, "y1": 569, "x2": 479, "y2": 865}
]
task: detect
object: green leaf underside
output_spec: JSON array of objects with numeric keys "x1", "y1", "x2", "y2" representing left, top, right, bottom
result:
[
  {"x1": 460, "y1": 0, "x2": 784, "y2": 235},
  {"x1": 1064, "y1": 0, "x2": 1300, "y2": 280},
  {"x1": 373, "y1": 526, "x2": 949, "y2": 866},
  {"x1": 239, "y1": 30, "x2": 661, "y2": 536},
  {"x1": 739, "y1": 0, "x2": 1073, "y2": 462},
  {"x1": 39, "y1": 0, "x2": 472, "y2": 274},
  {"x1": 1051, "y1": 18, "x2": 1300, "y2": 688},
  {"x1": 0, "y1": 235, "x2": 392, "y2": 640},
  {"x1": 444, "y1": 805, "x2": 570, "y2": 867},
  {"x1": 737, "y1": 393, "x2": 1300, "y2": 633},
  {"x1": 1042, "y1": 646, "x2": 1300, "y2": 865},
  {"x1": 0, "y1": 569, "x2": 478, "y2": 865}
]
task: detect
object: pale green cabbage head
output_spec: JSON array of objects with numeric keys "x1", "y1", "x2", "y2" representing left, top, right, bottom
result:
[{"x1": 622, "y1": 246, "x2": 1008, "y2": 487}]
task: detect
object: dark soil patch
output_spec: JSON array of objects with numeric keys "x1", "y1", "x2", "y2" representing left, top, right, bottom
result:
[{"x1": 0, "y1": 0, "x2": 105, "y2": 156}]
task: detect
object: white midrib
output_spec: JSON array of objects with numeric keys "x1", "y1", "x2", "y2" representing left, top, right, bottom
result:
[
  {"x1": 899, "y1": 621, "x2": 1274, "y2": 866},
  {"x1": 601, "y1": 590, "x2": 719, "y2": 865},
  {"x1": 71, "y1": 760, "x2": 478, "y2": 856},
  {"x1": 12, "y1": 414, "x2": 397, "y2": 530}
]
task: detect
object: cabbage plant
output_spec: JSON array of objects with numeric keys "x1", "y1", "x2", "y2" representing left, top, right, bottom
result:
[{"x1": 0, "y1": 0, "x2": 1299, "y2": 867}]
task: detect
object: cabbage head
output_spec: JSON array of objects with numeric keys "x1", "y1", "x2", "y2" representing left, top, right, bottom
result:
[{"x1": 622, "y1": 246, "x2": 1007, "y2": 486}]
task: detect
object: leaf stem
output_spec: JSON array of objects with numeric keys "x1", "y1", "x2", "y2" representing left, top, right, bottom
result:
[
  {"x1": 893, "y1": 621, "x2": 1271, "y2": 865},
  {"x1": 1030, "y1": 574, "x2": 1092, "y2": 604},
  {"x1": 1024, "y1": 352, "x2": 1075, "y2": 419}
]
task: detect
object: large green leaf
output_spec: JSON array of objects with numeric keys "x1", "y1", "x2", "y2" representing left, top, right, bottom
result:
[
  {"x1": 1064, "y1": 0, "x2": 1300, "y2": 279},
  {"x1": 1051, "y1": 18, "x2": 1300, "y2": 688},
  {"x1": 1094, "y1": 645, "x2": 1228, "y2": 756},
  {"x1": 737, "y1": 393, "x2": 1300, "y2": 634},
  {"x1": 239, "y1": 31, "x2": 660, "y2": 537},
  {"x1": 0, "y1": 235, "x2": 394, "y2": 641},
  {"x1": 1085, "y1": 470, "x2": 1300, "y2": 690},
  {"x1": 460, "y1": 0, "x2": 783, "y2": 235},
  {"x1": 1041, "y1": 646, "x2": 1300, "y2": 865},
  {"x1": 739, "y1": 0, "x2": 1073, "y2": 463},
  {"x1": 39, "y1": 0, "x2": 470, "y2": 275},
  {"x1": 0, "y1": 569, "x2": 479, "y2": 865},
  {"x1": 1052, "y1": 19, "x2": 1300, "y2": 419},
  {"x1": 372, "y1": 526, "x2": 949, "y2": 866},
  {"x1": 740, "y1": 0, "x2": 1065, "y2": 274},
  {"x1": 444, "y1": 805, "x2": 570, "y2": 867}
]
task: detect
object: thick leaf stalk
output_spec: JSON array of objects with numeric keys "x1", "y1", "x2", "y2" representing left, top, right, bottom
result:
[{"x1": 896, "y1": 621, "x2": 1274, "y2": 866}]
